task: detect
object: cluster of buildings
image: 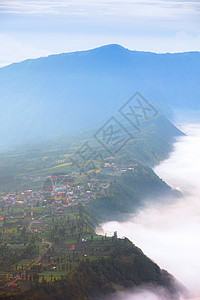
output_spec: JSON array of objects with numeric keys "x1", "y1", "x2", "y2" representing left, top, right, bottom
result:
[{"x1": 0, "y1": 162, "x2": 137, "y2": 214}]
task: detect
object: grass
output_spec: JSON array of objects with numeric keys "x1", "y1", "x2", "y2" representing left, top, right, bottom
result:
[{"x1": 38, "y1": 270, "x2": 70, "y2": 281}]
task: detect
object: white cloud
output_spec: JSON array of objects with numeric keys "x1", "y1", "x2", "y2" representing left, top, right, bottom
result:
[
  {"x1": 0, "y1": 0, "x2": 199, "y2": 66},
  {"x1": 0, "y1": 34, "x2": 50, "y2": 67},
  {"x1": 0, "y1": 0, "x2": 200, "y2": 18}
]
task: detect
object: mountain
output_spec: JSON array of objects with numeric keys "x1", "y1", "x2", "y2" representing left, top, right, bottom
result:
[{"x1": 0, "y1": 44, "x2": 199, "y2": 146}]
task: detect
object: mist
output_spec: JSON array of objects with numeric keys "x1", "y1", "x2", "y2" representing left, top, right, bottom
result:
[
  {"x1": 100, "y1": 124, "x2": 200, "y2": 299},
  {"x1": 97, "y1": 286, "x2": 178, "y2": 300}
]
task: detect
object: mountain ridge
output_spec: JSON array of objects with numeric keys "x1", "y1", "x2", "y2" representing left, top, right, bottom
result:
[
  {"x1": 0, "y1": 44, "x2": 199, "y2": 146},
  {"x1": 2, "y1": 43, "x2": 200, "y2": 71}
]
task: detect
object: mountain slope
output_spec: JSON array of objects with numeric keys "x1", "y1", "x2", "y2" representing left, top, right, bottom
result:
[
  {"x1": 0, "y1": 44, "x2": 199, "y2": 146},
  {"x1": 87, "y1": 164, "x2": 180, "y2": 222},
  {"x1": 0, "y1": 115, "x2": 183, "y2": 192},
  {"x1": 3, "y1": 239, "x2": 185, "y2": 300}
]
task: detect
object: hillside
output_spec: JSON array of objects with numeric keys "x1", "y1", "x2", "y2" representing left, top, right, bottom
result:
[
  {"x1": 0, "y1": 197, "x2": 186, "y2": 300},
  {"x1": 87, "y1": 163, "x2": 180, "y2": 222},
  {"x1": 1, "y1": 237, "x2": 185, "y2": 300},
  {"x1": 0, "y1": 116, "x2": 183, "y2": 192},
  {"x1": 0, "y1": 44, "x2": 199, "y2": 146}
]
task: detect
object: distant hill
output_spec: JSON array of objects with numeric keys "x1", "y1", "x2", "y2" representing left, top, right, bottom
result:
[{"x1": 0, "y1": 44, "x2": 199, "y2": 146}]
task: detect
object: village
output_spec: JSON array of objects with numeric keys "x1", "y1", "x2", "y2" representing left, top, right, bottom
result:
[
  {"x1": 0, "y1": 161, "x2": 137, "y2": 295},
  {"x1": 0, "y1": 161, "x2": 137, "y2": 214}
]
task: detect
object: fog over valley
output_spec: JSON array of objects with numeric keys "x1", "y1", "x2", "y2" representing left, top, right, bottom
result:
[{"x1": 101, "y1": 123, "x2": 200, "y2": 300}]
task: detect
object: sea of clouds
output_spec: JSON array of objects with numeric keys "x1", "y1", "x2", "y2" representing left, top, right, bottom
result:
[{"x1": 100, "y1": 124, "x2": 200, "y2": 300}]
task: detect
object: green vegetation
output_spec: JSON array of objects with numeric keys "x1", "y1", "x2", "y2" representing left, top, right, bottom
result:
[
  {"x1": 87, "y1": 163, "x2": 180, "y2": 221},
  {"x1": 0, "y1": 116, "x2": 183, "y2": 193},
  {"x1": 0, "y1": 116, "x2": 185, "y2": 299},
  {"x1": 1, "y1": 239, "x2": 183, "y2": 300},
  {"x1": 0, "y1": 183, "x2": 183, "y2": 300}
]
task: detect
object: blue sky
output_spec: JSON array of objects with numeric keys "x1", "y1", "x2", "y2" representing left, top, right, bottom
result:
[{"x1": 0, "y1": 0, "x2": 200, "y2": 66}]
